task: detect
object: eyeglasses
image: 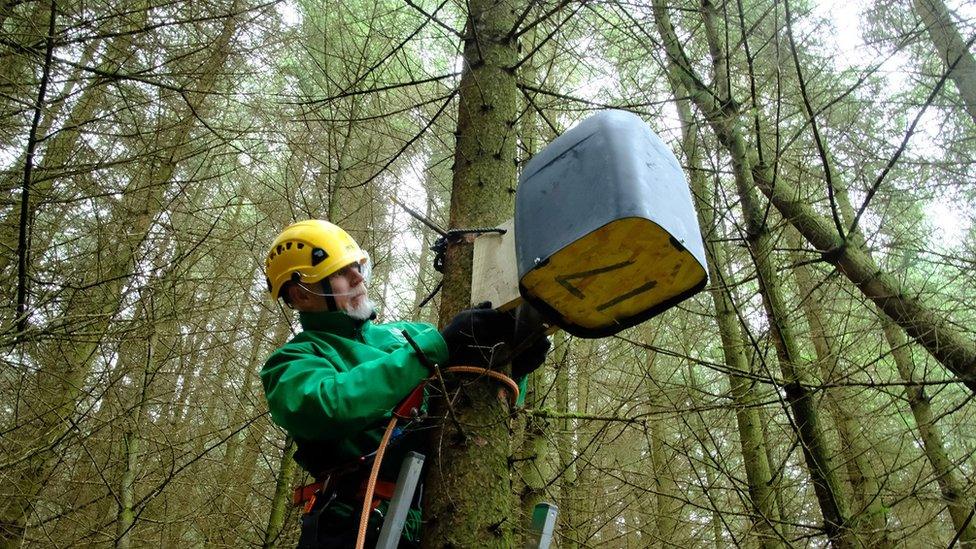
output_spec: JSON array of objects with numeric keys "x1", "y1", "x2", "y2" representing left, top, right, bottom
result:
[{"x1": 330, "y1": 262, "x2": 366, "y2": 280}]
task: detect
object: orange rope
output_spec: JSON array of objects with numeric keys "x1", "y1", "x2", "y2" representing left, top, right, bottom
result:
[
  {"x1": 356, "y1": 416, "x2": 397, "y2": 549},
  {"x1": 443, "y1": 366, "x2": 520, "y2": 406},
  {"x1": 354, "y1": 367, "x2": 518, "y2": 548}
]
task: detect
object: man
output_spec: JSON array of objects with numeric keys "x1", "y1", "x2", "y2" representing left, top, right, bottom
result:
[{"x1": 261, "y1": 219, "x2": 548, "y2": 548}]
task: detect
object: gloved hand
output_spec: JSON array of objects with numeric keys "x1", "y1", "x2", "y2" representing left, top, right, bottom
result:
[
  {"x1": 511, "y1": 335, "x2": 551, "y2": 379},
  {"x1": 440, "y1": 302, "x2": 516, "y2": 368}
]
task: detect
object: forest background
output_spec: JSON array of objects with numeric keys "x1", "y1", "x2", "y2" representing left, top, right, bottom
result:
[{"x1": 1, "y1": 0, "x2": 974, "y2": 546}]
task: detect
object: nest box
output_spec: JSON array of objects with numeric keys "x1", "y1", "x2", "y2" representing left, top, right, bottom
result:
[{"x1": 514, "y1": 110, "x2": 708, "y2": 337}]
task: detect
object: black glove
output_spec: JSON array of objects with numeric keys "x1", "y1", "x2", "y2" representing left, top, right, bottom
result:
[
  {"x1": 512, "y1": 335, "x2": 551, "y2": 379},
  {"x1": 440, "y1": 302, "x2": 516, "y2": 368},
  {"x1": 510, "y1": 303, "x2": 550, "y2": 378}
]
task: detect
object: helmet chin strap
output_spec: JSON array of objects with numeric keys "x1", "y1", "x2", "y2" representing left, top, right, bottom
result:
[
  {"x1": 321, "y1": 279, "x2": 338, "y2": 312},
  {"x1": 295, "y1": 280, "x2": 367, "y2": 312}
]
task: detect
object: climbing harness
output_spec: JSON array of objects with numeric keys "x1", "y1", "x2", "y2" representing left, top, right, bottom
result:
[
  {"x1": 351, "y1": 330, "x2": 521, "y2": 549},
  {"x1": 292, "y1": 335, "x2": 523, "y2": 549}
]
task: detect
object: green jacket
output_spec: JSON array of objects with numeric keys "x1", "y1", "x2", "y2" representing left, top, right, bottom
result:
[
  {"x1": 261, "y1": 311, "x2": 447, "y2": 544},
  {"x1": 261, "y1": 310, "x2": 448, "y2": 472}
]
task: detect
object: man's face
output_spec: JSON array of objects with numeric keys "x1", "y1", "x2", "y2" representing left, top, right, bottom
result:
[
  {"x1": 327, "y1": 262, "x2": 368, "y2": 312},
  {"x1": 286, "y1": 261, "x2": 372, "y2": 317}
]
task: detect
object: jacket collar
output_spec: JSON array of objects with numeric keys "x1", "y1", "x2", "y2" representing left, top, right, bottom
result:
[{"x1": 298, "y1": 310, "x2": 369, "y2": 337}]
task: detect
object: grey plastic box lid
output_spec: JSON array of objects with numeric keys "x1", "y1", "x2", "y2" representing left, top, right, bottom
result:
[{"x1": 515, "y1": 110, "x2": 708, "y2": 337}]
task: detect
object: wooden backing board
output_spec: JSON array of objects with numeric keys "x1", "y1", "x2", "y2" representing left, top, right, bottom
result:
[{"x1": 471, "y1": 218, "x2": 522, "y2": 311}]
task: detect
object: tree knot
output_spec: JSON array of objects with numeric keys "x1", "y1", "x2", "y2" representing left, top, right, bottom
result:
[{"x1": 820, "y1": 240, "x2": 846, "y2": 263}]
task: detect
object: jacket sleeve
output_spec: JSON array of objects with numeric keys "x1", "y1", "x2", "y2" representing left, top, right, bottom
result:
[{"x1": 261, "y1": 326, "x2": 447, "y2": 440}]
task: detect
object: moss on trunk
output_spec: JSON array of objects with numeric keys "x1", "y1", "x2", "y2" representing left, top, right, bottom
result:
[{"x1": 421, "y1": 0, "x2": 520, "y2": 546}]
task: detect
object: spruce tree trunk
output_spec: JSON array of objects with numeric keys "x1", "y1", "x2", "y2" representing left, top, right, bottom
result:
[
  {"x1": 640, "y1": 326, "x2": 680, "y2": 545},
  {"x1": 752, "y1": 167, "x2": 976, "y2": 391},
  {"x1": 263, "y1": 437, "x2": 298, "y2": 549},
  {"x1": 0, "y1": 11, "x2": 240, "y2": 545},
  {"x1": 883, "y1": 322, "x2": 976, "y2": 546},
  {"x1": 833, "y1": 185, "x2": 976, "y2": 546},
  {"x1": 116, "y1": 431, "x2": 140, "y2": 549},
  {"x1": 668, "y1": 54, "x2": 784, "y2": 549},
  {"x1": 113, "y1": 302, "x2": 166, "y2": 549},
  {"x1": 760, "y1": 414, "x2": 791, "y2": 544},
  {"x1": 516, "y1": 375, "x2": 548, "y2": 509},
  {"x1": 411, "y1": 199, "x2": 436, "y2": 317},
  {"x1": 209, "y1": 307, "x2": 270, "y2": 545},
  {"x1": 652, "y1": 0, "x2": 976, "y2": 395},
  {"x1": 0, "y1": 4, "x2": 149, "y2": 276},
  {"x1": 789, "y1": 230, "x2": 891, "y2": 547},
  {"x1": 514, "y1": 41, "x2": 550, "y2": 531},
  {"x1": 421, "y1": 0, "x2": 520, "y2": 545},
  {"x1": 912, "y1": 0, "x2": 976, "y2": 125},
  {"x1": 650, "y1": 1, "x2": 976, "y2": 544},
  {"x1": 0, "y1": 0, "x2": 51, "y2": 152},
  {"x1": 572, "y1": 340, "x2": 597, "y2": 544},
  {"x1": 724, "y1": 101, "x2": 852, "y2": 549},
  {"x1": 515, "y1": 372, "x2": 552, "y2": 533},
  {"x1": 554, "y1": 331, "x2": 579, "y2": 549},
  {"x1": 684, "y1": 364, "x2": 728, "y2": 548},
  {"x1": 680, "y1": 1, "x2": 852, "y2": 538}
]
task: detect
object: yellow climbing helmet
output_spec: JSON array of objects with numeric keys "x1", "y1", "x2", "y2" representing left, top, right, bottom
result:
[{"x1": 265, "y1": 219, "x2": 369, "y2": 299}]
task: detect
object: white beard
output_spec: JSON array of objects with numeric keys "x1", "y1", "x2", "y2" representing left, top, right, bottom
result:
[{"x1": 344, "y1": 297, "x2": 376, "y2": 320}]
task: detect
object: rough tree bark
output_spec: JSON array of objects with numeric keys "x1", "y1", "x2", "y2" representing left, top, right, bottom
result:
[
  {"x1": 670, "y1": 73, "x2": 785, "y2": 548},
  {"x1": 653, "y1": 0, "x2": 854, "y2": 544},
  {"x1": 421, "y1": 0, "x2": 520, "y2": 545},
  {"x1": 912, "y1": 0, "x2": 976, "y2": 125}
]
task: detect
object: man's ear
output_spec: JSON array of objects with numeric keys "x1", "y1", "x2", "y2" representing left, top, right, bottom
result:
[{"x1": 286, "y1": 283, "x2": 306, "y2": 307}]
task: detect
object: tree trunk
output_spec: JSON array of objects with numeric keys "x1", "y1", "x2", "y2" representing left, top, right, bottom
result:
[
  {"x1": 113, "y1": 296, "x2": 169, "y2": 549},
  {"x1": 685, "y1": 364, "x2": 728, "y2": 548},
  {"x1": 0, "y1": 3, "x2": 148, "y2": 277},
  {"x1": 516, "y1": 371, "x2": 553, "y2": 535},
  {"x1": 514, "y1": 39, "x2": 550, "y2": 533},
  {"x1": 573, "y1": 340, "x2": 597, "y2": 545},
  {"x1": 410, "y1": 197, "x2": 436, "y2": 320},
  {"x1": 912, "y1": 0, "x2": 976, "y2": 125},
  {"x1": 421, "y1": 0, "x2": 520, "y2": 545},
  {"x1": 208, "y1": 306, "x2": 272, "y2": 545},
  {"x1": 760, "y1": 413, "x2": 792, "y2": 544},
  {"x1": 652, "y1": 0, "x2": 976, "y2": 397},
  {"x1": 0, "y1": 0, "x2": 50, "y2": 152},
  {"x1": 789, "y1": 230, "x2": 891, "y2": 547},
  {"x1": 834, "y1": 184, "x2": 976, "y2": 546},
  {"x1": 653, "y1": 1, "x2": 942, "y2": 544},
  {"x1": 263, "y1": 437, "x2": 298, "y2": 549},
  {"x1": 753, "y1": 166, "x2": 976, "y2": 392},
  {"x1": 883, "y1": 322, "x2": 976, "y2": 546},
  {"x1": 726, "y1": 100, "x2": 852, "y2": 549},
  {"x1": 116, "y1": 430, "x2": 139, "y2": 549},
  {"x1": 667, "y1": 55, "x2": 784, "y2": 548},
  {"x1": 0, "y1": 11, "x2": 241, "y2": 545},
  {"x1": 554, "y1": 331, "x2": 579, "y2": 549},
  {"x1": 649, "y1": 390, "x2": 679, "y2": 544},
  {"x1": 639, "y1": 326, "x2": 680, "y2": 546}
]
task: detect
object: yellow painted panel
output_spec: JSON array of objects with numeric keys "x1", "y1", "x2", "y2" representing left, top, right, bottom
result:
[{"x1": 520, "y1": 217, "x2": 706, "y2": 330}]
